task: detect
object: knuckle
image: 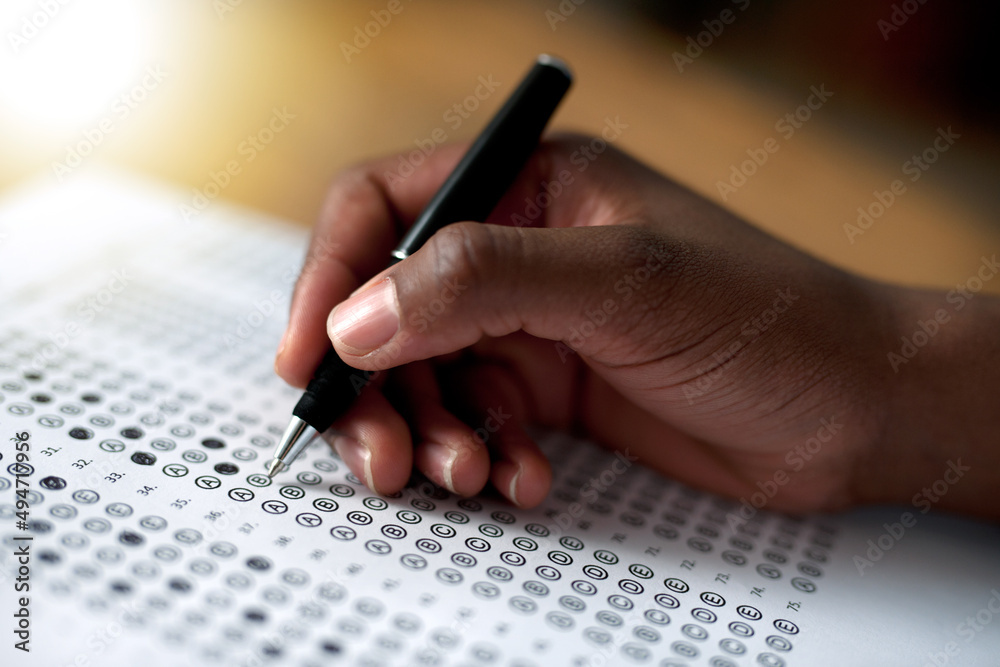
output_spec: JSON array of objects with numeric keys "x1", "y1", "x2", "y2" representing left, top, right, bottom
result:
[
  {"x1": 324, "y1": 166, "x2": 373, "y2": 212},
  {"x1": 613, "y1": 226, "x2": 676, "y2": 278},
  {"x1": 327, "y1": 164, "x2": 366, "y2": 198},
  {"x1": 427, "y1": 222, "x2": 506, "y2": 293},
  {"x1": 600, "y1": 226, "x2": 688, "y2": 331},
  {"x1": 545, "y1": 131, "x2": 627, "y2": 165}
]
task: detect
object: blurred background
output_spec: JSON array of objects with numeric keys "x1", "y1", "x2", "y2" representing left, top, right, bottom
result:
[{"x1": 1, "y1": 0, "x2": 997, "y2": 290}]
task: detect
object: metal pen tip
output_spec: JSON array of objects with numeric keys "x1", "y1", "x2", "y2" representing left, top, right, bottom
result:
[
  {"x1": 266, "y1": 415, "x2": 313, "y2": 478},
  {"x1": 265, "y1": 458, "x2": 284, "y2": 478}
]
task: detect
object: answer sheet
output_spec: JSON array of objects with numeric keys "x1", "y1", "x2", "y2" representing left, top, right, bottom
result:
[{"x1": 1, "y1": 169, "x2": 998, "y2": 667}]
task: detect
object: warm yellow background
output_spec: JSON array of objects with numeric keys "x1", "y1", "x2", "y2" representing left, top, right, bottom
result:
[{"x1": 2, "y1": 0, "x2": 997, "y2": 292}]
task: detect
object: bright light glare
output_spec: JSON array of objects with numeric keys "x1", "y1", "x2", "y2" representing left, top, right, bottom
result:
[{"x1": 0, "y1": 0, "x2": 150, "y2": 129}]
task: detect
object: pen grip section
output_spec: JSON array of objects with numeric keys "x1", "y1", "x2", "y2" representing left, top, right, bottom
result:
[{"x1": 293, "y1": 348, "x2": 367, "y2": 432}]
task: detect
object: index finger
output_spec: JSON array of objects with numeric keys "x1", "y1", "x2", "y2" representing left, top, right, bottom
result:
[{"x1": 275, "y1": 143, "x2": 472, "y2": 388}]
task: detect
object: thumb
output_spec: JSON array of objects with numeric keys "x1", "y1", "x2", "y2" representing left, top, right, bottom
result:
[{"x1": 326, "y1": 222, "x2": 679, "y2": 370}]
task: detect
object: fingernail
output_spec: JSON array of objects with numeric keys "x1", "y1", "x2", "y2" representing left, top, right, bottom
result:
[
  {"x1": 332, "y1": 435, "x2": 375, "y2": 492},
  {"x1": 424, "y1": 442, "x2": 458, "y2": 493},
  {"x1": 508, "y1": 466, "x2": 522, "y2": 507},
  {"x1": 328, "y1": 278, "x2": 399, "y2": 355},
  {"x1": 274, "y1": 329, "x2": 289, "y2": 368}
]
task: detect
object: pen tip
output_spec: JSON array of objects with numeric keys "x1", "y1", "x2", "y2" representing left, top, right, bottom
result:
[{"x1": 266, "y1": 458, "x2": 283, "y2": 478}]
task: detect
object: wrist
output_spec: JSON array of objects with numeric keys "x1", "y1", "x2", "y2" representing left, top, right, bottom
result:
[{"x1": 859, "y1": 282, "x2": 1000, "y2": 518}]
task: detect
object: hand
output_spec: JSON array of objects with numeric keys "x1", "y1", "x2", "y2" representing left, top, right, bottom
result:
[{"x1": 275, "y1": 134, "x2": 1000, "y2": 517}]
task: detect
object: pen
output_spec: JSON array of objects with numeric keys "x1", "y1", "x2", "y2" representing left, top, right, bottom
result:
[{"x1": 267, "y1": 54, "x2": 574, "y2": 477}]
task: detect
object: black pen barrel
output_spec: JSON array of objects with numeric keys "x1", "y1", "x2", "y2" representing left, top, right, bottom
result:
[{"x1": 393, "y1": 55, "x2": 573, "y2": 259}]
